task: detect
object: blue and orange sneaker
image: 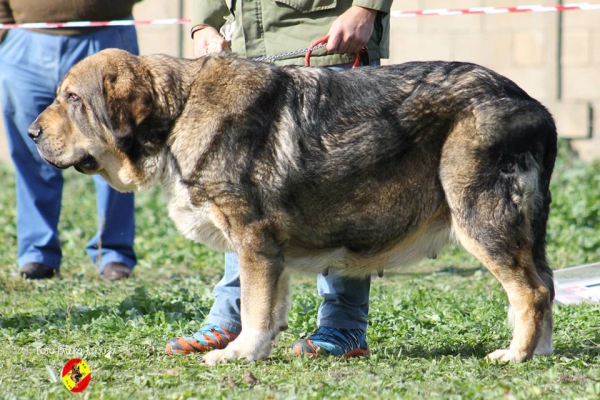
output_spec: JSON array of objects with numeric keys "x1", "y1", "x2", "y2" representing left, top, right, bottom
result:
[
  {"x1": 165, "y1": 324, "x2": 239, "y2": 355},
  {"x1": 292, "y1": 327, "x2": 369, "y2": 358}
]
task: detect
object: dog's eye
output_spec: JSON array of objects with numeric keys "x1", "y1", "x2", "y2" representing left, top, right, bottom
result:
[{"x1": 67, "y1": 93, "x2": 80, "y2": 102}]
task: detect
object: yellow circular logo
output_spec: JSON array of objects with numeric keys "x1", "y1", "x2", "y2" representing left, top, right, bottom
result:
[{"x1": 62, "y1": 358, "x2": 91, "y2": 393}]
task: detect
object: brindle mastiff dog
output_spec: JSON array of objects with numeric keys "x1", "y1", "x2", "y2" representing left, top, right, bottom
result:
[{"x1": 29, "y1": 49, "x2": 557, "y2": 365}]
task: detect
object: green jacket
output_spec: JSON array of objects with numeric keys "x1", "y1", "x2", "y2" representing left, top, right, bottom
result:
[{"x1": 193, "y1": 0, "x2": 392, "y2": 66}]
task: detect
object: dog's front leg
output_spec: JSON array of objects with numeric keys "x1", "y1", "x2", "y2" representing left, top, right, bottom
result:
[{"x1": 202, "y1": 231, "x2": 285, "y2": 365}]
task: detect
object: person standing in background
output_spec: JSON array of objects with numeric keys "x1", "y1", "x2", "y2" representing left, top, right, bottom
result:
[
  {"x1": 0, "y1": 0, "x2": 142, "y2": 280},
  {"x1": 166, "y1": 0, "x2": 393, "y2": 358}
]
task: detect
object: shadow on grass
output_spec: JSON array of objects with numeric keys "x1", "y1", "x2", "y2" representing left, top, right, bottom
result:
[
  {"x1": 552, "y1": 346, "x2": 600, "y2": 359},
  {"x1": 375, "y1": 344, "x2": 600, "y2": 362},
  {"x1": 377, "y1": 344, "x2": 490, "y2": 360},
  {"x1": 383, "y1": 266, "x2": 486, "y2": 279},
  {"x1": 0, "y1": 286, "x2": 210, "y2": 332}
]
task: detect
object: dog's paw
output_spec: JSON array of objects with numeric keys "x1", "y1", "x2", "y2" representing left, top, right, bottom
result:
[
  {"x1": 202, "y1": 347, "x2": 257, "y2": 366},
  {"x1": 486, "y1": 348, "x2": 529, "y2": 362},
  {"x1": 201, "y1": 346, "x2": 268, "y2": 366},
  {"x1": 201, "y1": 329, "x2": 274, "y2": 366},
  {"x1": 202, "y1": 349, "x2": 231, "y2": 366}
]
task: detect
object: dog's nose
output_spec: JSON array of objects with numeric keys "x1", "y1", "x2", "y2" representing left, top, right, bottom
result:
[{"x1": 28, "y1": 123, "x2": 43, "y2": 141}]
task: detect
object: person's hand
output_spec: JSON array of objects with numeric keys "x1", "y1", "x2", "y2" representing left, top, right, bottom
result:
[
  {"x1": 325, "y1": 6, "x2": 377, "y2": 54},
  {"x1": 191, "y1": 26, "x2": 229, "y2": 58}
]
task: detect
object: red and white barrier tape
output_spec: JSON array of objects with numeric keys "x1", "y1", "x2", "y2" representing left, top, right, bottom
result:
[
  {"x1": 0, "y1": 3, "x2": 598, "y2": 29},
  {"x1": 391, "y1": 3, "x2": 600, "y2": 17},
  {"x1": 0, "y1": 18, "x2": 190, "y2": 30}
]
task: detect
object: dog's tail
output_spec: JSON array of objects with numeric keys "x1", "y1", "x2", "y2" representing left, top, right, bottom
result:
[
  {"x1": 531, "y1": 107, "x2": 557, "y2": 302},
  {"x1": 524, "y1": 104, "x2": 557, "y2": 358}
]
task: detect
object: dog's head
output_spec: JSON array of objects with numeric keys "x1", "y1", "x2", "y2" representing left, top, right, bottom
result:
[{"x1": 29, "y1": 48, "x2": 173, "y2": 192}]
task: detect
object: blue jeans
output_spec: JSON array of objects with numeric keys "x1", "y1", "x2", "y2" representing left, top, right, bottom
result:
[
  {"x1": 205, "y1": 60, "x2": 381, "y2": 334},
  {"x1": 0, "y1": 26, "x2": 139, "y2": 273},
  {"x1": 208, "y1": 253, "x2": 371, "y2": 333}
]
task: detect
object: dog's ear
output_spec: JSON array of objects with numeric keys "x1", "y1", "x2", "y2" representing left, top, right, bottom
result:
[
  {"x1": 100, "y1": 53, "x2": 178, "y2": 161},
  {"x1": 102, "y1": 59, "x2": 153, "y2": 141}
]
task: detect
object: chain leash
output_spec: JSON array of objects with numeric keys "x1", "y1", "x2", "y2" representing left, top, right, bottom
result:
[{"x1": 252, "y1": 43, "x2": 327, "y2": 63}]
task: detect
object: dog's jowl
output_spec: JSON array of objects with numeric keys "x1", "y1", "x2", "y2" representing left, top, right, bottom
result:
[{"x1": 30, "y1": 49, "x2": 557, "y2": 365}]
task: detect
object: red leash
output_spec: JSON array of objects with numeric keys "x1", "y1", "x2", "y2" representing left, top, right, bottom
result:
[{"x1": 304, "y1": 36, "x2": 368, "y2": 68}]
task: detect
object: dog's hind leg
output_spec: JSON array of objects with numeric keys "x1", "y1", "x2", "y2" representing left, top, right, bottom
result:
[
  {"x1": 440, "y1": 112, "x2": 556, "y2": 362},
  {"x1": 455, "y1": 224, "x2": 553, "y2": 362},
  {"x1": 488, "y1": 158, "x2": 556, "y2": 360}
]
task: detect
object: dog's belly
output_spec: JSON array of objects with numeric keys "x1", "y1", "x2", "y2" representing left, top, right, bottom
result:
[
  {"x1": 284, "y1": 221, "x2": 450, "y2": 277},
  {"x1": 166, "y1": 181, "x2": 450, "y2": 275}
]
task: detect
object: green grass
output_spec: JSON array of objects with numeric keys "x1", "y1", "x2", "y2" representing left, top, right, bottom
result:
[{"x1": 0, "y1": 140, "x2": 599, "y2": 399}]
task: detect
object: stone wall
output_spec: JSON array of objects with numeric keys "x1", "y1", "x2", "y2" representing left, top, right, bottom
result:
[
  {"x1": 1, "y1": 0, "x2": 598, "y2": 165},
  {"x1": 387, "y1": 0, "x2": 599, "y2": 159}
]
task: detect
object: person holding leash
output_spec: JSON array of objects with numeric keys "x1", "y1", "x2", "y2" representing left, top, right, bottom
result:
[
  {"x1": 166, "y1": 0, "x2": 393, "y2": 358},
  {"x1": 0, "y1": 0, "x2": 141, "y2": 280}
]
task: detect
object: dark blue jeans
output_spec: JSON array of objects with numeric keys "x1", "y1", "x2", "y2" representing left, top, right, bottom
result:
[{"x1": 0, "y1": 26, "x2": 139, "y2": 273}]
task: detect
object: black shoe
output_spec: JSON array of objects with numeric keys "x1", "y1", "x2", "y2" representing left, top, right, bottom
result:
[
  {"x1": 11, "y1": 263, "x2": 57, "y2": 280},
  {"x1": 101, "y1": 262, "x2": 132, "y2": 281}
]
